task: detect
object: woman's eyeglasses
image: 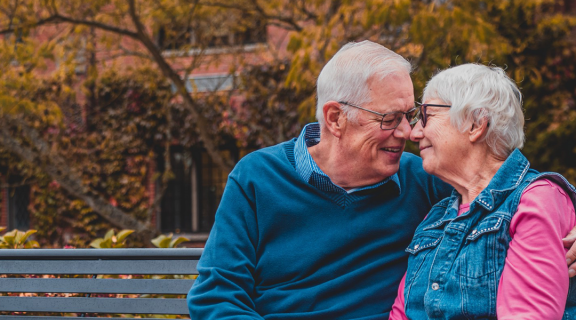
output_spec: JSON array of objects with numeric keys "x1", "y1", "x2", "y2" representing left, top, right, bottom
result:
[{"x1": 412, "y1": 102, "x2": 452, "y2": 127}]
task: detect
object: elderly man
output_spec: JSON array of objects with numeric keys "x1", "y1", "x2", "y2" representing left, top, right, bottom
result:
[{"x1": 187, "y1": 41, "x2": 576, "y2": 319}]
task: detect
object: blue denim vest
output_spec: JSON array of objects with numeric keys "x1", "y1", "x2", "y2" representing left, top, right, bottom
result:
[{"x1": 404, "y1": 149, "x2": 576, "y2": 319}]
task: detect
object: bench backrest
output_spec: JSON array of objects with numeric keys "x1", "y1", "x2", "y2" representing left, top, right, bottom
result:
[{"x1": 0, "y1": 248, "x2": 202, "y2": 319}]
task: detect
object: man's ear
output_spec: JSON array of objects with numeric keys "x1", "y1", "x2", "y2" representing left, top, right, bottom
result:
[
  {"x1": 324, "y1": 101, "x2": 346, "y2": 138},
  {"x1": 469, "y1": 117, "x2": 490, "y2": 143}
]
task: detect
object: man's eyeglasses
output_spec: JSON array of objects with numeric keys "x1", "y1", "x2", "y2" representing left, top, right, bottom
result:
[
  {"x1": 338, "y1": 101, "x2": 418, "y2": 130},
  {"x1": 412, "y1": 102, "x2": 452, "y2": 128}
]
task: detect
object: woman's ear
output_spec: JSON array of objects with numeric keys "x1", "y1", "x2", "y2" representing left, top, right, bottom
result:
[
  {"x1": 469, "y1": 117, "x2": 490, "y2": 143},
  {"x1": 324, "y1": 101, "x2": 346, "y2": 138}
]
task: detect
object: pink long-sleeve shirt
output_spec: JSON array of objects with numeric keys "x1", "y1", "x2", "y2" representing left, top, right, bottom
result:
[{"x1": 390, "y1": 179, "x2": 576, "y2": 320}]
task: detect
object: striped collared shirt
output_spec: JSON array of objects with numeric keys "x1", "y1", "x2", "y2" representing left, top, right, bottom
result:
[{"x1": 294, "y1": 122, "x2": 400, "y2": 194}]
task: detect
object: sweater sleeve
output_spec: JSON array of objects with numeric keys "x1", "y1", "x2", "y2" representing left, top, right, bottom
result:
[
  {"x1": 187, "y1": 175, "x2": 264, "y2": 320},
  {"x1": 496, "y1": 179, "x2": 576, "y2": 320}
]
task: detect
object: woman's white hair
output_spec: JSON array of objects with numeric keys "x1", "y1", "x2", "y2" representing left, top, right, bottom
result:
[
  {"x1": 316, "y1": 40, "x2": 412, "y2": 125},
  {"x1": 423, "y1": 63, "x2": 524, "y2": 159}
]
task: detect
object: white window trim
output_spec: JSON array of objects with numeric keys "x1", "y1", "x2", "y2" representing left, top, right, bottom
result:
[{"x1": 161, "y1": 43, "x2": 267, "y2": 58}]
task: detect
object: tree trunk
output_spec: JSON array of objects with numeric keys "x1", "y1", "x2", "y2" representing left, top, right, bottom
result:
[{"x1": 0, "y1": 117, "x2": 158, "y2": 243}]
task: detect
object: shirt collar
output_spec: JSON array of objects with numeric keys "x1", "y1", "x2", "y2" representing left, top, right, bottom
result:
[
  {"x1": 472, "y1": 148, "x2": 530, "y2": 211},
  {"x1": 294, "y1": 122, "x2": 400, "y2": 194}
]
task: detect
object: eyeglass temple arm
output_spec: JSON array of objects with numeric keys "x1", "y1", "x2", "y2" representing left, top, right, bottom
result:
[{"x1": 338, "y1": 101, "x2": 386, "y2": 117}]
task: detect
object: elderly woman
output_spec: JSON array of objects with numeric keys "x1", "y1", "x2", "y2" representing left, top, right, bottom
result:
[{"x1": 389, "y1": 64, "x2": 576, "y2": 319}]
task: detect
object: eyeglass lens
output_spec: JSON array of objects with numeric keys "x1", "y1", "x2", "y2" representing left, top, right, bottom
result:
[
  {"x1": 415, "y1": 104, "x2": 452, "y2": 127},
  {"x1": 421, "y1": 105, "x2": 427, "y2": 127},
  {"x1": 380, "y1": 108, "x2": 419, "y2": 130},
  {"x1": 413, "y1": 105, "x2": 429, "y2": 127}
]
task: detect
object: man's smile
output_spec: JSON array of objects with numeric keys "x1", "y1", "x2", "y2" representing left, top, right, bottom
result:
[{"x1": 381, "y1": 147, "x2": 402, "y2": 153}]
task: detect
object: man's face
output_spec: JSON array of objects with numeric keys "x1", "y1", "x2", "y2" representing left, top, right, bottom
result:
[{"x1": 339, "y1": 72, "x2": 414, "y2": 184}]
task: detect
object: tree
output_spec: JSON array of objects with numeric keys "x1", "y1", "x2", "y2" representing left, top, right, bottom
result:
[
  {"x1": 261, "y1": 0, "x2": 576, "y2": 177},
  {"x1": 0, "y1": 0, "x2": 271, "y2": 240},
  {"x1": 0, "y1": 0, "x2": 574, "y2": 244}
]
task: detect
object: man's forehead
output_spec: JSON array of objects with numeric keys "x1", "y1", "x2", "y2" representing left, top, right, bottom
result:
[{"x1": 368, "y1": 74, "x2": 414, "y2": 109}]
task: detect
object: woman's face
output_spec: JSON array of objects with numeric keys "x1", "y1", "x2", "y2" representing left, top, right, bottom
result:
[{"x1": 410, "y1": 99, "x2": 470, "y2": 180}]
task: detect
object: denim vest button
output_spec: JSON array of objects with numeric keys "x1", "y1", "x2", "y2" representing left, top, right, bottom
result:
[
  {"x1": 432, "y1": 283, "x2": 439, "y2": 290},
  {"x1": 472, "y1": 229, "x2": 477, "y2": 235},
  {"x1": 414, "y1": 244, "x2": 420, "y2": 250}
]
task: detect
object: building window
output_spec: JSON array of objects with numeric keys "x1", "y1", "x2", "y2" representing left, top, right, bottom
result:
[
  {"x1": 8, "y1": 185, "x2": 30, "y2": 230},
  {"x1": 156, "y1": 27, "x2": 194, "y2": 51},
  {"x1": 197, "y1": 151, "x2": 228, "y2": 232},
  {"x1": 160, "y1": 148, "x2": 193, "y2": 233},
  {"x1": 73, "y1": 37, "x2": 87, "y2": 75},
  {"x1": 159, "y1": 148, "x2": 231, "y2": 234},
  {"x1": 157, "y1": 20, "x2": 267, "y2": 52},
  {"x1": 187, "y1": 74, "x2": 235, "y2": 92}
]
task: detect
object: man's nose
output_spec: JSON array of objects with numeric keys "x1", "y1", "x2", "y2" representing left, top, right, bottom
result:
[{"x1": 394, "y1": 116, "x2": 412, "y2": 139}]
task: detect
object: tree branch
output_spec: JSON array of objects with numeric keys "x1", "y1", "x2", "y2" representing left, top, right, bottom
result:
[
  {"x1": 3, "y1": 2, "x2": 235, "y2": 172},
  {"x1": 127, "y1": 0, "x2": 235, "y2": 172},
  {"x1": 0, "y1": 13, "x2": 138, "y2": 38},
  {"x1": 105, "y1": 44, "x2": 155, "y2": 62},
  {"x1": 199, "y1": 0, "x2": 304, "y2": 31},
  {"x1": 3, "y1": 1, "x2": 236, "y2": 173}
]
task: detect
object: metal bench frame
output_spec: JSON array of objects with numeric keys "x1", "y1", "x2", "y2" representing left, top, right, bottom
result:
[{"x1": 0, "y1": 248, "x2": 202, "y2": 319}]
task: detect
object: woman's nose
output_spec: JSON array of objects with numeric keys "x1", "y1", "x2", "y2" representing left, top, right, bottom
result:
[{"x1": 410, "y1": 120, "x2": 424, "y2": 142}]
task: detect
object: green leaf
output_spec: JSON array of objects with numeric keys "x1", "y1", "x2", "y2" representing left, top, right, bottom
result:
[
  {"x1": 151, "y1": 234, "x2": 173, "y2": 248},
  {"x1": 151, "y1": 234, "x2": 168, "y2": 248},
  {"x1": 14, "y1": 230, "x2": 26, "y2": 244},
  {"x1": 116, "y1": 229, "x2": 135, "y2": 243},
  {"x1": 89, "y1": 238, "x2": 106, "y2": 248},
  {"x1": 104, "y1": 229, "x2": 115, "y2": 240},
  {"x1": 19, "y1": 229, "x2": 37, "y2": 243},
  {"x1": 24, "y1": 240, "x2": 40, "y2": 249},
  {"x1": 169, "y1": 236, "x2": 190, "y2": 248},
  {"x1": 101, "y1": 238, "x2": 113, "y2": 248},
  {"x1": 3, "y1": 229, "x2": 17, "y2": 245}
]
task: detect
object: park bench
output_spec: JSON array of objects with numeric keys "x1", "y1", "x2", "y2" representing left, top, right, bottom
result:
[{"x1": 0, "y1": 248, "x2": 202, "y2": 319}]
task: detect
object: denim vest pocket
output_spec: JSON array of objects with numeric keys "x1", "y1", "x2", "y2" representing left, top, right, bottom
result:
[
  {"x1": 406, "y1": 231, "x2": 443, "y2": 254},
  {"x1": 456, "y1": 216, "x2": 509, "y2": 279},
  {"x1": 465, "y1": 217, "x2": 504, "y2": 241},
  {"x1": 451, "y1": 217, "x2": 506, "y2": 319},
  {"x1": 405, "y1": 230, "x2": 443, "y2": 287}
]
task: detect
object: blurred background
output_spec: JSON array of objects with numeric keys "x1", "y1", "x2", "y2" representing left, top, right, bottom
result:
[{"x1": 0, "y1": 0, "x2": 574, "y2": 248}]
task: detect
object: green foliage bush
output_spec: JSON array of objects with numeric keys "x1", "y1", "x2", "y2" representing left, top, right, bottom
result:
[
  {"x1": 0, "y1": 69, "x2": 175, "y2": 247},
  {"x1": 0, "y1": 227, "x2": 39, "y2": 249},
  {"x1": 87, "y1": 228, "x2": 190, "y2": 248}
]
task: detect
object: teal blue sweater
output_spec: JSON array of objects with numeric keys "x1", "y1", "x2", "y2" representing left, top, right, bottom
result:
[{"x1": 187, "y1": 139, "x2": 451, "y2": 319}]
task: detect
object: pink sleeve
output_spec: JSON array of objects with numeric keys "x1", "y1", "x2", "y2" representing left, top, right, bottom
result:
[
  {"x1": 497, "y1": 179, "x2": 576, "y2": 319},
  {"x1": 389, "y1": 273, "x2": 409, "y2": 320}
]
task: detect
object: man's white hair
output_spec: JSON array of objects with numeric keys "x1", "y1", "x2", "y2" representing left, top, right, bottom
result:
[
  {"x1": 423, "y1": 63, "x2": 525, "y2": 159},
  {"x1": 316, "y1": 40, "x2": 412, "y2": 125}
]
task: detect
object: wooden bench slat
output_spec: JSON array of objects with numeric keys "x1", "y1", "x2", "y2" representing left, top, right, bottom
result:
[
  {"x1": 0, "y1": 278, "x2": 195, "y2": 294},
  {"x1": 1, "y1": 260, "x2": 198, "y2": 275},
  {"x1": 0, "y1": 297, "x2": 189, "y2": 314},
  {"x1": 0, "y1": 317, "x2": 187, "y2": 320},
  {"x1": 0, "y1": 248, "x2": 202, "y2": 260},
  {"x1": 0, "y1": 249, "x2": 201, "y2": 317}
]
